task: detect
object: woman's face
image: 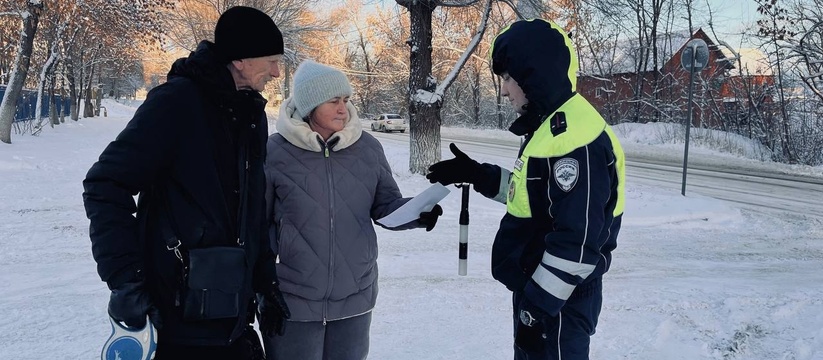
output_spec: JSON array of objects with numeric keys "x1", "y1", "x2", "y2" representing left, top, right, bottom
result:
[{"x1": 309, "y1": 96, "x2": 350, "y2": 140}]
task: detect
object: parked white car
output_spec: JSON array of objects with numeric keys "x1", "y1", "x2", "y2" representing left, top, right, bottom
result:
[{"x1": 370, "y1": 113, "x2": 407, "y2": 133}]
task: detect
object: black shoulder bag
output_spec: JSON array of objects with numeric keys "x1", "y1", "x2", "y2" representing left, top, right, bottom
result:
[{"x1": 162, "y1": 199, "x2": 247, "y2": 322}]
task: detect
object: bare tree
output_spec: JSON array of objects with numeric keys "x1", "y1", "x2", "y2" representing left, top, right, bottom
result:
[
  {"x1": 436, "y1": 5, "x2": 505, "y2": 128},
  {"x1": 0, "y1": 0, "x2": 43, "y2": 144},
  {"x1": 756, "y1": 0, "x2": 798, "y2": 162},
  {"x1": 163, "y1": 0, "x2": 316, "y2": 51},
  {"x1": 52, "y1": 0, "x2": 170, "y2": 121},
  {"x1": 34, "y1": 27, "x2": 62, "y2": 131},
  {"x1": 796, "y1": 21, "x2": 823, "y2": 101},
  {"x1": 160, "y1": 0, "x2": 324, "y2": 104},
  {"x1": 396, "y1": 0, "x2": 494, "y2": 174},
  {"x1": 358, "y1": 6, "x2": 413, "y2": 117},
  {"x1": 779, "y1": 0, "x2": 823, "y2": 165},
  {"x1": 783, "y1": 0, "x2": 823, "y2": 102},
  {"x1": 328, "y1": 0, "x2": 386, "y2": 117}
]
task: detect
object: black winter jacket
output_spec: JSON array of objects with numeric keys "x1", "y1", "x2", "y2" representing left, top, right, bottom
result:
[{"x1": 83, "y1": 41, "x2": 277, "y2": 346}]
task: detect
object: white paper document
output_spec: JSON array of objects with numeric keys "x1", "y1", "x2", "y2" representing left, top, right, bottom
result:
[{"x1": 377, "y1": 183, "x2": 451, "y2": 227}]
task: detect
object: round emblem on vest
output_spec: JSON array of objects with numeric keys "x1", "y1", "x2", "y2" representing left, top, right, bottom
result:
[{"x1": 553, "y1": 157, "x2": 579, "y2": 192}]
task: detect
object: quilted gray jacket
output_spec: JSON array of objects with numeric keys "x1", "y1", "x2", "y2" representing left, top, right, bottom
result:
[{"x1": 264, "y1": 97, "x2": 420, "y2": 322}]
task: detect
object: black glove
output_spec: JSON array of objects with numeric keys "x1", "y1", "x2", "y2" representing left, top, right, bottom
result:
[
  {"x1": 426, "y1": 143, "x2": 482, "y2": 186},
  {"x1": 418, "y1": 204, "x2": 443, "y2": 231},
  {"x1": 108, "y1": 280, "x2": 163, "y2": 330},
  {"x1": 514, "y1": 296, "x2": 548, "y2": 354},
  {"x1": 258, "y1": 283, "x2": 291, "y2": 337}
]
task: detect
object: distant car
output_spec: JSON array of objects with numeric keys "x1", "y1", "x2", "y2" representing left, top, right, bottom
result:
[{"x1": 370, "y1": 113, "x2": 407, "y2": 133}]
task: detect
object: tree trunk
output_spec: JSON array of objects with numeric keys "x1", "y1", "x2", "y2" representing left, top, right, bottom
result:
[
  {"x1": 95, "y1": 81, "x2": 103, "y2": 115},
  {"x1": 472, "y1": 71, "x2": 481, "y2": 126},
  {"x1": 395, "y1": 0, "x2": 491, "y2": 171},
  {"x1": 84, "y1": 62, "x2": 97, "y2": 118},
  {"x1": 492, "y1": 71, "x2": 504, "y2": 129},
  {"x1": 66, "y1": 58, "x2": 78, "y2": 121},
  {"x1": 283, "y1": 62, "x2": 291, "y2": 99},
  {"x1": 76, "y1": 50, "x2": 85, "y2": 120},
  {"x1": 35, "y1": 41, "x2": 58, "y2": 131},
  {"x1": 404, "y1": 0, "x2": 441, "y2": 174},
  {"x1": 774, "y1": 50, "x2": 793, "y2": 162},
  {"x1": 57, "y1": 71, "x2": 66, "y2": 123},
  {"x1": 49, "y1": 78, "x2": 58, "y2": 126},
  {"x1": 0, "y1": 1, "x2": 43, "y2": 144}
]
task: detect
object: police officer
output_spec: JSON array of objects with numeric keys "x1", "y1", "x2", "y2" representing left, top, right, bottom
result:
[{"x1": 426, "y1": 19, "x2": 626, "y2": 360}]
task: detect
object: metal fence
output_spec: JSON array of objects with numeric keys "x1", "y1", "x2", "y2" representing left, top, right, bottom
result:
[{"x1": 0, "y1": 85, "x2": 71, "y2": 122}]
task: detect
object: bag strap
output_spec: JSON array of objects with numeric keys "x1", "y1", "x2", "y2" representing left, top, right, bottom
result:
[
  {"x1": 156, "y1": 186, "x2": 185, "y2": 263},
  {"x1": 235, "y1": 135, "x2": 250, "y2": 247}
]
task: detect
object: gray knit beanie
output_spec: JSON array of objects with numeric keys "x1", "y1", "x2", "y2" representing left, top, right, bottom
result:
[{"x1": 292, "y1": 61, "x2": 353, "y2": 119}]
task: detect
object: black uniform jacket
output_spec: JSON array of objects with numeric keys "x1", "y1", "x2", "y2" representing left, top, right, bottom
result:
[{"x1": 480, "y1": 20, "x2": 625, "y2": 316}]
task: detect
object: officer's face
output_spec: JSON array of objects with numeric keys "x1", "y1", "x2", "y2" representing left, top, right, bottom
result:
[
  {"x1": 500, "y1": 73, "x2": 528, "y2": 115},
  {"x1": 231, "y1": 54, "x2": 283, "y2": 92}
]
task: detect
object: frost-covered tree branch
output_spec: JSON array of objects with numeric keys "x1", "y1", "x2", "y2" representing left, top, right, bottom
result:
[
  {"x1": 437, "y1": 0, "x2": 482, "y2": 7},
  {"x1": 433, "y1": 0, "x2": 493, "y2": 100}
]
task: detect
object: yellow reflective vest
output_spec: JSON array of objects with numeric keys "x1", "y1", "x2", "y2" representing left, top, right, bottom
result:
[{"x1": 489, "y1": 93, "x2": 625, "y2": 316}]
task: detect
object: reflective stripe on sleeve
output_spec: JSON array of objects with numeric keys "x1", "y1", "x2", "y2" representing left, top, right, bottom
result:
[
  {"x1": 542, "y1": 252, "x2": 595, "y2": 279},
  {"x1": 532, "y1": 264, "x2": 576, "y2": 300},
  {"x1": 492, "y1": 169, "x2": 511, "y2": 204}
]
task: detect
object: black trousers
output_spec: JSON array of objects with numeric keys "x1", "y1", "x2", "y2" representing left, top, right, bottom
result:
[
  {"x1": 513, "y1": 277, "x2": 603, "y2": 360},
  {"x1": 154, "y1": 326, "x2": 265, "y2": 360}
]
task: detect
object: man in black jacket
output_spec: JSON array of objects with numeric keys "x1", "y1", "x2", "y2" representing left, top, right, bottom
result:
[{"x1": 83, "y1": 6, "x2": 289, "y2": 359}]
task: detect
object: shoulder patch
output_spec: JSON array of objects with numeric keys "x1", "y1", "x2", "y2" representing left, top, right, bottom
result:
[
  {"x1": 553, "y1": 157, "x2": 579, "y2": 192},
  {"x1": 550, "y1": 112, "x2": 567, "y2": 136}
]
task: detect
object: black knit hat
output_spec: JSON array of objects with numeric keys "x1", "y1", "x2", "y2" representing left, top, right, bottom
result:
[{"x1": 214, "y1": 6, "x2": 284, "y2": 62}]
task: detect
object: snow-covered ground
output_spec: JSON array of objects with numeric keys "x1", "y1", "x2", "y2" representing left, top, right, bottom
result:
[{"x1": 1, "y1": 99, "x2": 822, "y2": 359}]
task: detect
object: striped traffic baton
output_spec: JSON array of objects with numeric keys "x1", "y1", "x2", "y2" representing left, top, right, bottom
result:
[{"x1": 458, "y1": 184, "x2": 470, "y2": 276}]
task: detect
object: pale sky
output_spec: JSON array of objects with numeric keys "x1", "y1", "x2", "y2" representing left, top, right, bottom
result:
[
  {"x1": 706, "y1": 0, "x2": 759, "y2": 48},
  {"x1": 311, "y1": 0, "x2": 763, "y2": 49}
]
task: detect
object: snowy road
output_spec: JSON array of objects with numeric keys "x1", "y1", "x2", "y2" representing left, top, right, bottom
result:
[
  {"x1": 371, "y1": 130, "x2": 823, "y2": 219},
  {"x1": 626, "y1": 160, "x2": 823, "y2": 218}
]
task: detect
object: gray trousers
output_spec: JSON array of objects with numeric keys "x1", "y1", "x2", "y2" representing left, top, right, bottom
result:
[{"x1": 264, "y1": 312, "x2": 372, "y2": 360}]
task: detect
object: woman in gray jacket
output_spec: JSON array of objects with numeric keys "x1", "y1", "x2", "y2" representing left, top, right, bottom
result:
[{"x1": 261, "y1": 60, "x2": 443, "y2": 360}]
